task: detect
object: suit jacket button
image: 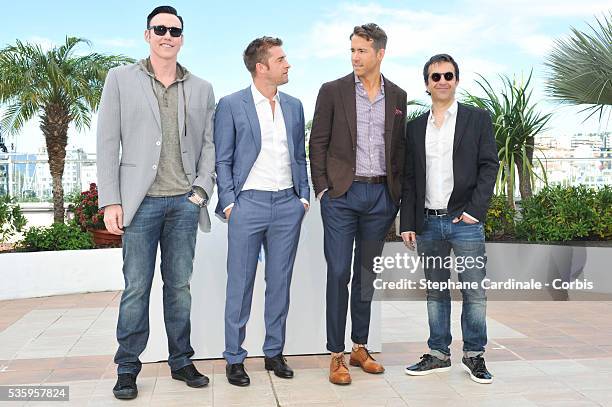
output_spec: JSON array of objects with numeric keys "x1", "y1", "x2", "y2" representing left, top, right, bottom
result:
[
  {"x1": 156, "y1": 141, "x2": 161, "y2": 146},
  {"x1": 152, "y1": 165, "x2": 157, "y2": 170}
]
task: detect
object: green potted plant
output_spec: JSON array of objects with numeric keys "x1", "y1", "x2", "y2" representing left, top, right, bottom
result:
[{"x1": 71, "y1": 182, "x2": 122, "y2": 247}]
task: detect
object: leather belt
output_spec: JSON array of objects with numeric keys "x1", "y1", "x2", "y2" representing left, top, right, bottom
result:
[
  {"x1": 354, "y1": 175, "x2": 387, "y2": 184},
  {"x1": 425, "y1": 208, "x2": 448, "y2": 216}
]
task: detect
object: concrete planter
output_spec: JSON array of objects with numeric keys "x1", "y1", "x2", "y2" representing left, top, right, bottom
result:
[
  {"x1": 0, "y1": 248, "x2": 124, "y2": 300},
  {"x1": 484, "y1": 242, "x2": 612, "y2": 300},
  {"x1": 377, "y1": 240, "x2": 612, "y2": 301}
]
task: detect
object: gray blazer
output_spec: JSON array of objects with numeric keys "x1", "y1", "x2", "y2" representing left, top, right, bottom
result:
[{"x1": 96, "y1": 63, "x2": 216, "y2": 232}]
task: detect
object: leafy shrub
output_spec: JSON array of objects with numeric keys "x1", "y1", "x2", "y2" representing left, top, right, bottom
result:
[
  {"x1": 516, "y1": 185, "x2": 610, "y2": 242},
  {"x1": 591, "y1": 185, "x2": 612, "y2": 240},
  {"x1": 19, "y1": 222, "x2": 94, "y2": 251},
  {"x1": 485, "y1": 195, "x2": 516, "y2": 240},
  {"x1": 0, "y1": 195, "x2": 27, "y2": 243}
]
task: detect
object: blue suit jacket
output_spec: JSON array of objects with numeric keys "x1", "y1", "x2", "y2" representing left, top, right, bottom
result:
[{"x1": 214, "y1": 86, "x2": 310, "y2": 219}]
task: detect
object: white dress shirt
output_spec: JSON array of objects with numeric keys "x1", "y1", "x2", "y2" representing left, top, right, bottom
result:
[
  {"x1": 424, "y1": 100, "x2": 477, "y2": 222},
  {"x1": 425, "y1": 100, "x2": 457, "y2": 210},
  {"x1": 243, "y1": 84, "x2": 293, "y2": 192},
  {"x1": 225, "y1": 84, "x2": 308, "y2": 212}
]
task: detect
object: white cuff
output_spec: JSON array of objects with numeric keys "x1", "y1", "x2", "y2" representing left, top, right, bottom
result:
[
  {"x1": 224, "y1": 203, "x2": 235, "y2": 213},
  {"x1": 317, "y1": 189, "x2": 328, "y2": 201},
  {"x1": 462, "y1": 212, "x2": 479, "y2": 223}
]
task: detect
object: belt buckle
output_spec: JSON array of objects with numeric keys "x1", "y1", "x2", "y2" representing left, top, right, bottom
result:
[{"x1": 426, "y1": 208, "x2": 445, "y2": 217}]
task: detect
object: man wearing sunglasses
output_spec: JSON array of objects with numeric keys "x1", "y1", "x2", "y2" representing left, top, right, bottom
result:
[
  {"x1": 97, "y1": 5, "x2": 215, "y2": 399},
  {"x1": 309, "y1": 23, "x2": 407, "y2": 385},
  {"x1": 400, "y1": 54, "x2": 499, "y2": 384}
]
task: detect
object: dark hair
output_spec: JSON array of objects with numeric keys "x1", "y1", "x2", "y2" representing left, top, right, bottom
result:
[
  {"x1": 423, "y1": 54, "x2": 459, "y2": 84},
  {"x1": 147, "y1": 6, "x2": 183, "y2": 29},
  {"x1": 243, "y1": 36, "x2": 283, "y2": 75},
  {"x1": 350, "y1": 23, "x2": 387, "y2": 51}
]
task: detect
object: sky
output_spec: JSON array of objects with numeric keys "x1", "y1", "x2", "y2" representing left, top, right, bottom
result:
[{"x1": 1, "y1": 0, "x2": 610, "y2": 154}]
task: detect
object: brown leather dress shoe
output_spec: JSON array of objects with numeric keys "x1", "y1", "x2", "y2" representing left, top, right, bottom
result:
[
  {"x1": 329, "y1": 353, "x2": 351, "y2": 385},
  {"x1": 349, "y1": 346, "x2": 385, "y2": 374}
]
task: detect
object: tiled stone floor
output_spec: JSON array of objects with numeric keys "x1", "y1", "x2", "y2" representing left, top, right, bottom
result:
[{"x1": 0, "y1": 292, "x2": 611, "y2": 406}]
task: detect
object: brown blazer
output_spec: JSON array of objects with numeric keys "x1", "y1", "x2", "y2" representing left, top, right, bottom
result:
[{"x1": 309, "y1": 73, "x2": 408, "y2": 204}]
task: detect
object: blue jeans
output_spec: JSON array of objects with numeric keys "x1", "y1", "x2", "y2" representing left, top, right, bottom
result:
[
  {"x1": 115, "y1": 193, "x2": 200, "y2": 375},
  {"x1": 416, "y1": 214, "x2": 488, "y2": 358}
]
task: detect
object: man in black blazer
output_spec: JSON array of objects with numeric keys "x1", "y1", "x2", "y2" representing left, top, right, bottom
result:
[{"x1": 400, "y1": 54, "x2": 499, "y2": 384}]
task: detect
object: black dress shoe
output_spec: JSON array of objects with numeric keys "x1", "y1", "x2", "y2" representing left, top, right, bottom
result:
[
  {"x1": 264, "y1": 354, "x2": 294, "y2": 379},
  {"x1": 113, "y1": 373, "x2": 138, "y2": 399},
  {"x1": 226, "y1": 363, "x2": 250, "y2": 386},
  {"x1": 171, "y1": 363, "x2": 209, "y2": 388}
]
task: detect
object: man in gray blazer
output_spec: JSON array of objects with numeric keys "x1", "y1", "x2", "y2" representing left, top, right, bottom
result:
[{"x1": 96, "y1": 6, "x2": 215, "y2": 400}]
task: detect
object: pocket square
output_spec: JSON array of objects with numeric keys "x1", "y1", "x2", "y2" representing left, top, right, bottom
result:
[{"x1": 395, "y1": 108, "x2": 403, "y2": 116}]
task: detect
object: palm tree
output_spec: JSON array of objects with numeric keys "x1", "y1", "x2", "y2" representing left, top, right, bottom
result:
[
  {"x1": 545, "y1": 13, "x2": 612, "y2": 122},
  {"x1": 0, "y1": 37, "x2": 133, "y2": 222},
  {"x1": 464, "y1": 72, "x2": 552, "y2": 206}
]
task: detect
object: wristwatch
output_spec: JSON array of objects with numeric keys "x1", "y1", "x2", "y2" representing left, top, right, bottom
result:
[{"x1": 188, "y1": 188, "x2": 208, "y2": 207}]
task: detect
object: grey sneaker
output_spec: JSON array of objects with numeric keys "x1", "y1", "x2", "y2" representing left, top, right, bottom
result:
[
  {"x1": 461, "y1": 355, "x2": 493, "y2": 384},
  {"x1": 405, "y1": 354, "x2": 451, "y2": 376}
]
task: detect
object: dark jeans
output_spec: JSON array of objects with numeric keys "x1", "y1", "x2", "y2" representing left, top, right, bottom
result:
[
  {"x1": 115, "y1": 193, "x2": 199, "y2": 375},
  {"x1": 321, "y1": 181, "x2": 398, "y2": 353},
  {"x1": 417, "y1": 214, "x2": 488, "y2": 358}
]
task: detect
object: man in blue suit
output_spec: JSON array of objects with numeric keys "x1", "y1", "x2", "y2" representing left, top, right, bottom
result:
[{"x1": 214, "y1": 36, "x2": 310, "y2": 386}]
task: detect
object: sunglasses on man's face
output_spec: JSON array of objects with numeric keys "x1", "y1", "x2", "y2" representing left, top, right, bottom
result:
[
  {"x1": 430, "y1": 72, "x2": 455, "y2": 82},
  {"x1": 148, "y1": 25, "x2": 183, "y2": 38}
]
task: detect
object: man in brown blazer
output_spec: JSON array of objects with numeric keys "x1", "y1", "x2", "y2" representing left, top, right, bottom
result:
[{"x1": 309, "y1": 23, "x2": 407, "y2": 385}]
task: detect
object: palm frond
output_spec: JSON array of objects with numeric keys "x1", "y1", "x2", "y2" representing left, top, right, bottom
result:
[
  {"x1": 0, "y1": 36, "x2": 134, "y2": 133},
  {"x1": 406, "y1": 99, "x2": 430, "y2": 123},
  {"x1": 545, "y1": 13, "x2": 612, "y2": 122}
]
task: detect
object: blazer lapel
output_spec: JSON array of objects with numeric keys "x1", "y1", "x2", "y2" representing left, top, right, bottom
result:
[
  {"x1": 241, "y1": 87, "x2": 262, "y2": 154},
  {"x1": 415, "y1": 115, "x2": 428, "y2": 172},
  {"x1": 138, "y1": 71, "x2": 161, "y2": 130},
  {"x1": 339, "y1": 74, "x2": 357, "y2": 148},
  {"x1": 279, "y1": 93, "x2": 295, "y2": 161},
  {"x1": 453, "y1": 103, "x2": 470, "y2": 155},
  {"x1": 383, "y1": 78, "x2": 396, "y2": 161},
  {"x1": 178, "y1": 80, "x2": 191, "y2": 137}
]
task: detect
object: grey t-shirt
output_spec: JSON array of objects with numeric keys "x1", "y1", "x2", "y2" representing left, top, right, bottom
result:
[{"x1": 140, "y1": 58, "x2": 192, "y2": 197}]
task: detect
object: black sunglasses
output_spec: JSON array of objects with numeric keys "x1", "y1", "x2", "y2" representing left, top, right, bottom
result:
[
  {"x1": 148, "y1": 25, "x2": 183, "y2": 37},
  {"x1": 430, "y1": 72, "x2": 455, "y2": 82}
]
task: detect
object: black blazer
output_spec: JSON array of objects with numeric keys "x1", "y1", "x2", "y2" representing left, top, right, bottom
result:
[
  {"x1": 309, "y1": 73, "x2": 408, "y2": 204},
  {"x1": 400, "y1": 103, "x2": 499, "y2": 234}
]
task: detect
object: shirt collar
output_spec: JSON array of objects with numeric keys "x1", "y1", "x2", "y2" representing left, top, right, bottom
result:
[
  {"x1": 139, "y1": 57, "x2": 189, "y2": 82},
  {"x1": 428, "y1": 100, "x2": 458, "y2": 124},
  {"x1": 354, "y1": 73, "x2": 385, "y2": 95},
  {"x1": 250, "y1": 83, "x2": 280, "y2": 105}
]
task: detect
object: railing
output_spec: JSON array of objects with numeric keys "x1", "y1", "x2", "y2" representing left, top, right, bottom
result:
[
  {"x1": 529, "y1": 157, "x2": 612, "y2": 196},
  {"x1": 0, "y1": 156, "x2": 611, "y2": 203},
  {"x1": 0, "y1": 156, "x2": 97, "y2": 203}
]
